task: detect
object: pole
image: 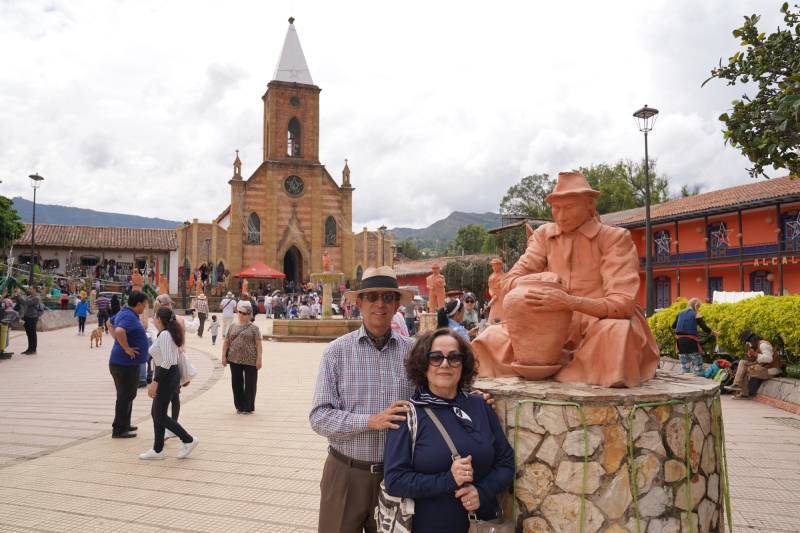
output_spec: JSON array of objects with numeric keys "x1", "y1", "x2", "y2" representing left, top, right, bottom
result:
[
  {"x1": 644, "y1": 130, "x2": 653, "y2": 317},
  {"x1": 182, "y1": 227, "x2": 188, "y2": 309},
  {"x1": 29, "y1": 186, "x2": 37, "y2": 287}
]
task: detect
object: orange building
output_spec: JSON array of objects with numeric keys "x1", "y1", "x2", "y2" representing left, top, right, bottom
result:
[{"x1": 605, "y1": 176, "x2": 800, "y2": 309}]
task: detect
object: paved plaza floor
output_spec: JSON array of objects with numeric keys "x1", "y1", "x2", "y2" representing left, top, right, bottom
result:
[{"x1": 0, "y1": 319, "x2": 798, "y2": 532}]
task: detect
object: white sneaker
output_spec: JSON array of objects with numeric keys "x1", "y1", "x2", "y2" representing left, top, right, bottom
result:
[
  {"x1": 177, "y1": 437, "x2": 199, "y2": 459},
  {"x1": 164, "y1": 429, "x2": 176, "y2": 442},
  {"x1": 139, "y1": 449, "x2": 165, "y2": 460}
]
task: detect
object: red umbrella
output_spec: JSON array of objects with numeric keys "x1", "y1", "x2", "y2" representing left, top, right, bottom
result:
[{"x1": 232, "y1": 261, "x2": 286, "y2": 279}]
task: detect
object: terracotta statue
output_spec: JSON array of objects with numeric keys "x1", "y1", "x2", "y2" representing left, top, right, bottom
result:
[
  {"x1": 89, "y1": 289, "x2": 97, "y2": 311},
  {"x1": 131, "y1": 269, "x2": 143, "y2": 291},
  {"x1": 242, "y1": 279, "x2": 249, "y2": 296},
  {"x1": 426, "y1": 263, "x2": 446, "y2": 312},
  {"x1": 486, "y1": 258, "x2": 506, "y2": 323},
  {"x1": 474, "y1": 172, "x2": 659, "y2": 388},
  {"x1": 196, "y1": 277, "x2": 204, "y2": 297},
  {"x1": 323, "y1": 251, "x2": 331, "y2": 272},
  {"x1": 159, "y1": 276, "x2": 169, "y2": 295},
  {"x1": 188, "y1": 272, "x2": 195, "y2": 290}
]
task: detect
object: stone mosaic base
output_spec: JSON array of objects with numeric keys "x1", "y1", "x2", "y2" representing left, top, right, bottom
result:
[{"x1": 476, "y1": 370, "x2": 725, "y2": 533}]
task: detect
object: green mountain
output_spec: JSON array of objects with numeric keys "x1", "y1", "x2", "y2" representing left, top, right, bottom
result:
[
  {"x1": 11, "y1": 197, "x2": 181, "y2": 229},
  {"x1": 389, "y1": 211, "x2": 501, "y2": 242}
]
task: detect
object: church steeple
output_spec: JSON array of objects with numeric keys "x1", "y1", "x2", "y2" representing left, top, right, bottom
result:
[
  {"x1": 272, "y1": 17, "x2": 314, "y2": 85},
  {"x1": 342, "y1": 159, "x2": 351, "y2": 187},
  {"x1": 232, "y1": 149, "x2": 242, "y2": 180}
]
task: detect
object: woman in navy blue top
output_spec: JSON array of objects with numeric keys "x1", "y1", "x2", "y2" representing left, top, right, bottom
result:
[{"x1": 384, "y1": 329, "x2": 514, "y2": 533}]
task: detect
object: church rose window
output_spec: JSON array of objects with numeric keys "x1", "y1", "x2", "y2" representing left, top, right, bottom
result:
[
  {"x1": 287, "y1": 117, "x2": 301, "y2": 157},
  {"x1": 325, "y1": 216, "x2": 338, "y2": 246},
  {"x1": 284, "y1": 175, "x2": 305, "y2": 197},
  {"x1": 247, "y1": 212, "x2": 261, "y2": 244},
  {"x1": 290, "y1": 97, "x2": 300, "y2": 107}
]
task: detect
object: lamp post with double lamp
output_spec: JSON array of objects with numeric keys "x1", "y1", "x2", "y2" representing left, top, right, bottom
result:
[
  {"x1": 378, "y1": 225, "x2": 387, "y2": 266},
  {"x1": 182, "y1": 221, "x2": 190, "y2": 309},
  {"x1": 28, "y1": 174, "x2": 44, "y2": 287},
  {"x1": 633, "y1": 105, "x2": 659, "y2": 317}
]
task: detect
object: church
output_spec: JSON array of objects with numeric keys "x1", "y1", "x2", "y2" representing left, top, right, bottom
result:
[{"x1": 179, "y1": 18, "x2": 392, "y2": 289}]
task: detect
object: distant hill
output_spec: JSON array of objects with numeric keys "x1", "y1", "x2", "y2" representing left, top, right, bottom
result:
[
  {"x1": 10, "y1": 197, "x2": 181, "y2": 230},
  {"x1": 389, "y1": 211, "x2": 502, "y2": 242}
]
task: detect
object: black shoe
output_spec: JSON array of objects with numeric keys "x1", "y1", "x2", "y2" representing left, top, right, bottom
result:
[
  {"x1": 112, "y1": 431, "x2": 137, "y2": 439},
  {"x1": 20, "y1": 350, "x2": 30, "y2": 355},
  {"x1": 138, "y1": 381, "x2": 147, "y2": 388},
  {"x1": 24, "y1": 351, "x2": 36, "y2": 355},
  {"x1": 128, "y1": 426, "x2": 138, "y2": 432},
  {"x1": 146, "y1": 378, "x2": 152, "y2": 384}
]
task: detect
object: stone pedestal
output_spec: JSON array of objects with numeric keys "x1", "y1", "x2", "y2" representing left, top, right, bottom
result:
[
  {"x1": 418, "y1": 312, "x2": 437, "y2": 335},
  {"x1": 475, "y1": 370, "x2": 726, "y2": 533},
  {"x1": 310, "y1": 272, "x2": 344, "y2": 319}
]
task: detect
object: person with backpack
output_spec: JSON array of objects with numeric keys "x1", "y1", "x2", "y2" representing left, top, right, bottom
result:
[
  {"x1": 14, "y1": 285, "x2": 42, "y2": 355},
  {"x1": 671, "y1": 298, "x2": 721, "y2": 376}
]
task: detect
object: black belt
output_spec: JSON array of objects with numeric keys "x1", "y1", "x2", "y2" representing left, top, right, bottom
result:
[{"x1": 328, "y1": 446, "x2": 383, "y2": 474}]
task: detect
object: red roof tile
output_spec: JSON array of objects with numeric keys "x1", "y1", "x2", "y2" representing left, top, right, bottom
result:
[
  {"x1": 606, "y1": 176, "x2": 800, "y2": 227},
  {"x1": 393, "y1": 254, "x2": 495, "y2": 276},
  {"x1": 16, "y1": 224, "x2": 178, "y2": 251}
]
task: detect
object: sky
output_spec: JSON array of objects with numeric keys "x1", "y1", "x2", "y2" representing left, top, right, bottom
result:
[{"x1": 0, "y1": 0, "x2": 788, "y2": 230}]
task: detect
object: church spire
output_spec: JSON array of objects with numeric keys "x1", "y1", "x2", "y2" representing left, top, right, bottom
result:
[
  {"x1": 272, "y1": 17, "x2": 314, "y2": 85},
  {"x1": 342, "y1": 158, "x2": 351, "y2": 187},
  {"x1": 232, "y1": 149, "x2": 242, "y2": 180}
]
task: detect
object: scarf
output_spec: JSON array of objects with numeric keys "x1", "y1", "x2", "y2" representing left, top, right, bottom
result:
[
  {"x1": 411, "y1": 386, "x2": 474, "y2": 432},
  {"x1": 365, "y1": 327, "x2": 393, "y2": 351}
]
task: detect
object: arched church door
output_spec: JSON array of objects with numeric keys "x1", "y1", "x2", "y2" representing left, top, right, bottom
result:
[{"x1": 283, "y1": 246, "x2": 303, "y2": 282}]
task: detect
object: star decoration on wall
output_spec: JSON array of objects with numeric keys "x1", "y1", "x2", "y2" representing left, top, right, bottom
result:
[
  {"x1": 288, "y1": 65, "x2": 301, "y2": 79},
  {"x1": 285, "y1": 176, "x2": 304, "y2": 195},
  {"x1": 655, "y1": 233, "x2": 671, "y2": 254},
  {"x1": 711, "y1": 222, "x2": 733, "y2": 246},
  {"x1": 787, "y1": 214, "x2": 800, "y2": 240}
]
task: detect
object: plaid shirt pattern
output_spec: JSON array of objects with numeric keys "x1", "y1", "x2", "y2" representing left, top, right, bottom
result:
[
  {"x1": 310, "y1": 325, "x2": 415, "y2": 462},
  {"x1": 195, "y1": 298, "x2": 209, "y2": 315}
]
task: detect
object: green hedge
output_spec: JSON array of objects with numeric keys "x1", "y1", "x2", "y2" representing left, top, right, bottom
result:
[{"x1": 648, "y1": 295, "x2": 800, "y2": 360}]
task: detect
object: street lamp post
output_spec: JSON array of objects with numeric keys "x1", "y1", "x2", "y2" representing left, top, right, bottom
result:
[
  {"x1": 28, "y1": 174, "x2": 44, "y2": 287},
  {"x1": 378, "y1": 225, "x2": 387, "y2": 266},
  {"x1": 633, "y1": 105, "x2": 659, "y2": 317},
  {"x1": 204, "y1": 237, "x2": 211, "y2": 292},
  {"x1": 182, "y1": 221, "x2": 190, "y2": 309}
]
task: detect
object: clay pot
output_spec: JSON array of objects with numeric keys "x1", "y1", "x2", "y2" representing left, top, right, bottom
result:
[{"x1": 503, "y1": 279, "x2": 572, "y2": 366}]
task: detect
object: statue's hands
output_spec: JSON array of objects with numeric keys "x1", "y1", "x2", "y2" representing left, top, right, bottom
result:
[{"x1": 525, "y1": 287, "x2": 574, "y2": 311}]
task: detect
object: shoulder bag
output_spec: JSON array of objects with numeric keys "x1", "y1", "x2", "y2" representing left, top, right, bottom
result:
[
  {"x1": 178, "y1": 353, "x2": 197, "y2": 385},
  {"x1": 424, "y1": 407, "x2": 514, "y2": 533},
  {"x1": 375, "y1": 404, "x2": 417, "y2": 533}
]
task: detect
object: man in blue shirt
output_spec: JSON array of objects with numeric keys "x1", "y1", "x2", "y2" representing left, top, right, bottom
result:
[{"x1": 107, "y1": 290, "x2": 150, "y2": 438}]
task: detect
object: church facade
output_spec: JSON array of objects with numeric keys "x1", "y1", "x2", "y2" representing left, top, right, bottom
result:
[{"x1": 179, "y1": 18, "x2": 390, "y2": 289}]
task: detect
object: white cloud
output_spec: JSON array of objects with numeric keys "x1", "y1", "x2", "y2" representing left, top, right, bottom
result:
[{"x1": 0, "y1": 0, "x2": 788, "y2": 230}]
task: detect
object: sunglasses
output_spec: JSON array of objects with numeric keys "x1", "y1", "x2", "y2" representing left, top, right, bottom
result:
[
  {"x1": 238, "y1": 310, "x2": 250, "y2": 315},
  {"x1": 361, "y1": 292, "x2": 400, "y2": 303},
  {"x1": 427, "y1": 352, "x2": 464, "y2": 367},
  {"x1": 464, "y1": 299, "x2": 475, "y2": 303}
]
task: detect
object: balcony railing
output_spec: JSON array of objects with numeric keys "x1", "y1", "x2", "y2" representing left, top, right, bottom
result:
[{"x1": 639, "y1": 241, "x2": 792, "y2": 266}]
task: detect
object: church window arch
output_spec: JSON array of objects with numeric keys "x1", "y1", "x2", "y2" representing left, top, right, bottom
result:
[
  {"x1": 247, "y1": 212, "x2": 261, "y2": 244},
  {"x1": 356, "y1": 265, "x2": 363, "y2": 281},
  {"x1": 325, "y1": 216, "x2": 338, "y2": 246},
  {"x1": 287, "y1": 117, "x2": 301, "y2": 157}
]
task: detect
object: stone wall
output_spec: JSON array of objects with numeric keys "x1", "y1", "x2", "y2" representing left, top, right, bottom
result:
[
  {"x1": 477, "y1": 372, "x2": 724, "y2": 533},
  {"x1": 11, "y1": 311, "x2": 99, "y2": 332}
]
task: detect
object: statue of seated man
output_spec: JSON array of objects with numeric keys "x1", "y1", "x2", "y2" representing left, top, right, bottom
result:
[{"x1": 499, "y1": 172, "x2": 659, "y2": 388}]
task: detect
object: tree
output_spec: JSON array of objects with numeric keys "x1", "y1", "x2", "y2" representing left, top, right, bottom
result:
[
  {"x1": 395, "y1": 239, "x2": 423, "y2": 261},
  {"x1": 440, "y1": 259, "x2": 493, "y2": 304},
  {"x1": 703, "y1": 3, "x2": 800, "y2": 179},
  {"x1": 0, "y1": 196, "x2": 25, "y2": 250},
  {"x1": 678, "y1": 184, "x2": 701, "y2": 198},
  {"x1": 445, "y1": 223, "x2": 487, "y2": 256},
  {"x1": 577, "y1": 159, "x2": 670, "y2": 214},
  {"x1": 499, "y1": 173, "x2": 556, "y2": 218}
]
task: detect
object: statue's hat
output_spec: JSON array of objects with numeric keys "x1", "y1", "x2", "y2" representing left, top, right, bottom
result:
[{"x1": 545, "y1": 172, "x2": 601, "y2": 204}]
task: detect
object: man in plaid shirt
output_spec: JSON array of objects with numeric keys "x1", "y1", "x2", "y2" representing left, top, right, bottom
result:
[{"x1": 310, "y1": 267, "x2": 417, "y2": 533}]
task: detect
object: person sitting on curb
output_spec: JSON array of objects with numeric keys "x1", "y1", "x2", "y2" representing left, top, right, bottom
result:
[
  {"x1": 671, "y1": 298, "x2": 721, "y2": 376},
  {"x1": 725, "y1": 329, "x2": 782, "y2": 399}
]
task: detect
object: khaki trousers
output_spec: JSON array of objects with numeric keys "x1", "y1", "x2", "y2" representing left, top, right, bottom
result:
[
  {"x1": 733, "y1": 361, "x2": 772, "y2": 396},
  {"x1": 318, "y1": 452, "x2": 383, "y2": 533}
]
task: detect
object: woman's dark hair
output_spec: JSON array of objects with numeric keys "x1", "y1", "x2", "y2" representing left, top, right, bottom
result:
[
  {"x1": 405, "y1": 328, "x2": 478, "y2": 389},
  {"x1": 436, "y1": 298, "x2": 463, "y2": 328},
  {"x1": 155, "y1": 306, "x2": 184, "y2": 347}
]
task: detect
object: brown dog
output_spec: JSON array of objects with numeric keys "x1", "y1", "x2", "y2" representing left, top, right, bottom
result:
[{"x1": 90, "y1": 326, "x2": 103, "y2": 348}]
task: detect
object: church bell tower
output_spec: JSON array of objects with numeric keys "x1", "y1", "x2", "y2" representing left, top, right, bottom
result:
[{"x1": 262, "y1": 17, "x2": 321, "y2": 163}]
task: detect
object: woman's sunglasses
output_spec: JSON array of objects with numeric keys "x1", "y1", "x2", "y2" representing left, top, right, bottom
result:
[{"x1": 427, "y1": 352, "x2": 464, "y2": 367}]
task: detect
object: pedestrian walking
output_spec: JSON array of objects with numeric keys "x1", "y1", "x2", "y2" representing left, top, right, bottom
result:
[
  {"x1": 74, "y1": 296, "x2": 92, "y2": 335},
  {"x1": 221, "y1": 301, "x2": 262, "y2": 414}
]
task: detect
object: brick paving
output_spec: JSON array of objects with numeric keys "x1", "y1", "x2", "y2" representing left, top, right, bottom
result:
[{"x1": 0, "y1": 320, "x2": 798, "y2": 532}]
